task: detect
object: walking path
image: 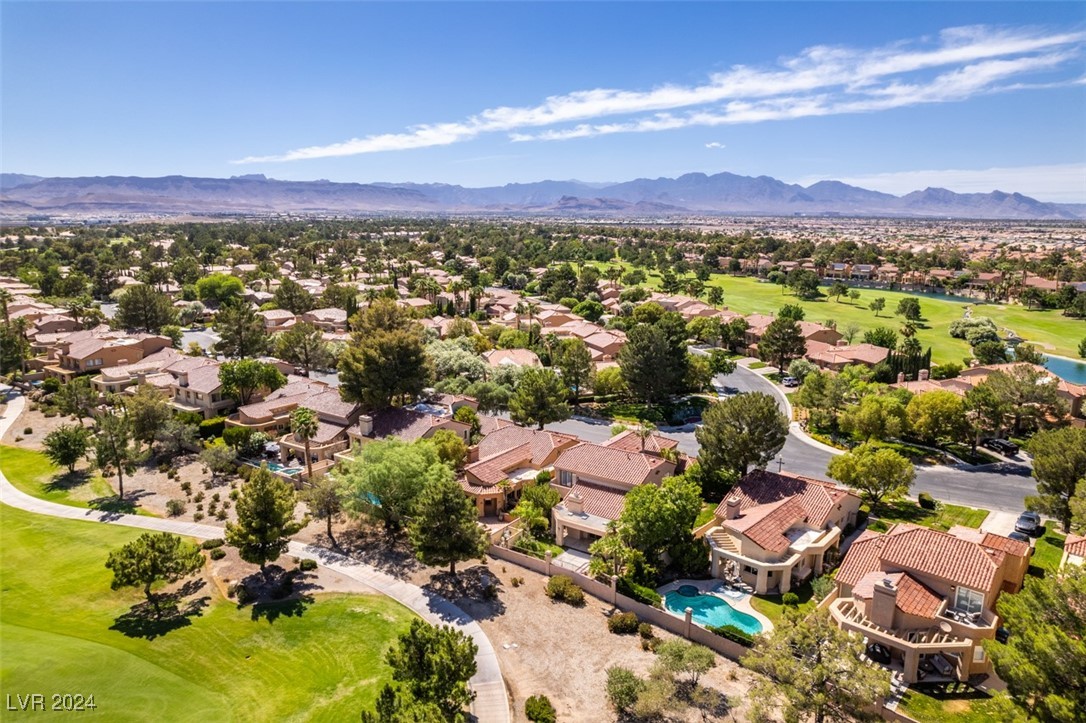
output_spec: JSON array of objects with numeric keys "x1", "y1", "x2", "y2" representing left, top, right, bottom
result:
[{"x1": 0, "y1": 390, "x2": 510, "y2": 723}]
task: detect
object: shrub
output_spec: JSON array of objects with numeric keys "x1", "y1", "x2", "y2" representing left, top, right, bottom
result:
[
  {"x1": 617, "y1": 576, "x2": 662, "y2": 607},
  {"x1": 194, "y1": 491, "x2": 205, "y2": 503},
  {"x1": 43, "y1": 410, "x2": 57, "y2": 418},
  {"x1": 545, "y1": 575, "x2": 585, "y2": 606},
  {"x1": 298, "y1": 558, "x2": 318, "y2": 572},
  {"x1": 201, "y1": 538, "x2": 225, "y2": 549},
  {"x1": 180, "y1": 481, "x2": 192, "y2": 495},
  {"x1": 209, "y1": 548, "x2": 226, "y2": 560},
  {"x1": 782, "y1": 592, "x2": 800, "y2": 607},
  {"x1": 510, "y1": 576, "x2": 523, "y2": 588},
  {"x1": 23, "y1": 427, "x2": 32, "y2": 435},
  {"x1": 222, "y1": 425, "x2": 252, "y2": 450},
  {"x1": 535, "y1": 469, "x2": 552, "y2": 485},
  {"x1": 211, "y1": 492, "x2": 221, "y2": 502},
  {"x1": 198, "y1": 416, "x2": 226, "y2": 438},
  {"x1": 237, "y1": 465, "x2": 252, "y2": 481},
  {"x1": 608, "y1": 611, "x2": 640, "y2": 635},
  {"x1": 638, "y1": 622, "x2": 654, "y2": 639},
  {"x1": 216, "y1": 509, "x2": 228, "y2": 521},
  {"x1": 194, "y1": 503, "x2": 203, "y2": 512},
  {"x1": 605, "y1": 666, "x2": 644, "y2": 712},
  {"x1": 41, "y1": 377, "x2": 61, "y2": 394},
  {"x1": 165, "y1": 499, "x2": 186, "y2": 517},
  {"x1": 918, "y1": 492, "x2": 937, "y2": 510},
  {"x1": 707, "y1": 624, "x2": 755, "y2": 647},
  {"x1": 524, "y1": 694, "x2": 557, "y2": 723}
]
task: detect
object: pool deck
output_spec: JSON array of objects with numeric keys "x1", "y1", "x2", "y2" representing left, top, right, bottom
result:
[{"x1": 658, "y1": 578, "x2": 774, "y2": 633}]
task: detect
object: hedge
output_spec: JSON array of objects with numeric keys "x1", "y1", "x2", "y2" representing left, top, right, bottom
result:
[
  {"x1": 617, "y1": 576, "x2": 662, "y2": 608},
  {"x1": 707, "y1": 624, "x2": 755, "y2": 647},
  {"x1": 199, "y1": 416, "x2": 227, "y2": 439}
]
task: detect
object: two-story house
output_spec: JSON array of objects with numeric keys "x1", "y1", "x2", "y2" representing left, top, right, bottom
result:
[
  {"x1": 460, "y1": 426, "x2": 579, "y2": 517},
  {"x1": 45, "y1": 333, "x2": 173, "y2": 382},
  {"x1": 551, "y1": 436, "x2": 678, "y2": 550},
  {"x1": 829, "y1": 523, "x2": 1030, "y2": 684},
  {"x1": 278, "y1": 389, "x2": 361, "y2": 479},
  {"x1": 705, "y1": 470, "x2": 861, "y2": 594}
]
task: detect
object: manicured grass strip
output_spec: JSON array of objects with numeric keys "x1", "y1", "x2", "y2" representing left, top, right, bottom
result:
[
  {"x1": 694, "y1": 502, "x2": 717, "y2": 529},
  {"x1": 1030, "y1": 521, "x2": 1066, "y2": 575},
  {"x1": 897, "y1": 685, "x2": 1025, "y2": 723},
  {"x1": 0, "y1": 502, "x2": 417, "y2": 722},
  {"x1": 749, "y1": 580, "x2": 816, "y2": 625},
  {"x1": 870, "y1": 499, "x2": 987, "y2": 532},
  {"x1": 0, "y1": 444, "x2": 154, "y2": 516}
]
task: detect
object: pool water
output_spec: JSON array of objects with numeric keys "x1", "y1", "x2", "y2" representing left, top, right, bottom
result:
[
  {"x1": 664, "y1": 586, "x2": 763, "y2": 635},
  {"x1": 264, "y1": 461, "x2": 302, "y2": 475}
]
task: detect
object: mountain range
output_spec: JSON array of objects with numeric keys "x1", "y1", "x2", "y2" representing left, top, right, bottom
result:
[{"x1": 1, "y1": 171, "x2": 1081, "y2": 220}]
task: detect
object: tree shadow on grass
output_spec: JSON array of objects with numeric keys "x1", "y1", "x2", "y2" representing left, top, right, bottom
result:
[
  {"x1": 110, "y1": 579, "x2": 211, "y2": 640},
  {"x1": 43, "y1": 469, "x2": 90, "y2": 493},
  {"x1": 250, "y1": 595, "x2": 315, "y2": 623}
]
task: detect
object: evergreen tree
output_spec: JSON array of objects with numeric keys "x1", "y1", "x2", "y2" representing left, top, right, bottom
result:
[
  {"x1": 1026, "y1": 427, "x2": 1086, "y2": 532},
  {"x1": 116, "y1": 284, "x2": 177, "y2": 333},
  {"x1": 695, "y1": 392, "x2": 788, "y2": 478},
  {"x1": 225, "y1": 465, "x2": 304, "y2": 580},
  {"x1": 105, "y1": 532, "x2": 204, "y2": 619},
  {"x1": 743, "y1": 610, "x2": 892, "y2": 723},
  {"x1": 94, "y1": 408, "x2": 142, "y2": 500},
  {"x1": 274, "y1": 321, "x2": 333, "y2": 374},
  {"x1": 272, "y1": 277, "x2": 314, "y2": 314},
  {"x1": 509, "y1": 367, "x2": 571, "y2": 429},
  {"x1": 408, "y1": 476, "x2": 488, "y2": 575},
  {"x1": 54, "y1": 375, "x2": 97, "y2": 425},
  {"x1": 214, "y1": 302, "x2": 269, "y2": 358},
  {"x1": 554, "y1": 337, "x2": 592, "y2": 400},
  {"x1": 302, "y1": 474, "x2": 344, "y2": 547},
  {"x1": 758, "y1": 316, "x2": 806, "y2": 372},
  {"x1": 339, "y1": 327, "x2": 428, "y2": 410},
  {"x1": 618, "y1": 324, "x2": 684, "y2": 404}
]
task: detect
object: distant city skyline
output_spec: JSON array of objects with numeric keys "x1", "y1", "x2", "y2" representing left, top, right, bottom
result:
[{"x1": 3, "y1": 2, "x2": 1084, "y2": 201}]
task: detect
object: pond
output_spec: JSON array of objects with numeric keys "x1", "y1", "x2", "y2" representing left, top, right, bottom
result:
[{"x1": 1042, "y1": 355, "x2": 1086, "y2": 385}]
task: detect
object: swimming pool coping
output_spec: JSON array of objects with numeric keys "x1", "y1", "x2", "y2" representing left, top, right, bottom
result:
[{"x1": 658, "y1": 579, "x2": 775, "y2": 633}]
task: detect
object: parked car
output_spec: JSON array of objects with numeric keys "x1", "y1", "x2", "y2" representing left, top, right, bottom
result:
[
  {"x1": 1008, "y1": 531, "x2": 1031, "y2": 544},
  {"x1": 1014, "y1": 511, "x2": 1042, "y2": 536},
  {"x1": 996, "y1": 627, "x2": 1010, "y2": 644},
  {"x1": 981, "y1": 438, "x2": 1019, "y2": 455},
  {"x1": 781, "y1": 376, "x2": 800, "y2": 387}
]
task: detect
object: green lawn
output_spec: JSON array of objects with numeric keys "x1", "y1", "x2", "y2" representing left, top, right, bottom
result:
[
  {"x1": 868, "y1": 499, "x2": 988, "y2": 532},
  {"x1": 897, "y1": 685, "x2": 1023, "y2": 723},
  {"x1": 0, "y1": 502, "x2": 416, "y2": 722},
  {"x1": 584, "y1": 261, "x2": 1086, "y2": 362},
  {"x1": 1029, "y1": 521, "x2": 1067, "y2": 576},
  {"x1": 694, "y1": 502, "x2": 717, "y2": 529},
  {"x1": 0, "y1": 444, "x2": 153, "y2": 516},
  {"x1": 749, "y1": 580, "x2": 817, "y2": 624}
]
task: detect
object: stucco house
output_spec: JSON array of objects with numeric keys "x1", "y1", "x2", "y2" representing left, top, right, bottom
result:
[
  {"x1": 460, "y1": 426, "x2": 579, "y2": 517},
  {"x1": 551, "y1": 437, "x2": 678, "y2": 550},
  {"x1": 829, "y1": 523, "x2": 1030, "y2": 684},
  {"x1": 705, "y1": 470, "x2": 861, "y2": 594}
]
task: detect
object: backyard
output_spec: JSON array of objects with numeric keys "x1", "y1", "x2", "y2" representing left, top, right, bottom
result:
[
  {"x1": 0, "y1": 502, "x2": 416, "y2": 722},
  {"x1": 1029, "y1": 521, "x2": 1067, "y2": 576},
  {"x1": 897, "y1": 684, "x2": 1025, "y2": 723}
]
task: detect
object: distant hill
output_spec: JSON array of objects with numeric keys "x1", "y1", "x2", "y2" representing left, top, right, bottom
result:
[{"x1": 0, "y1": 171, "x2": 1078, "y2": 220}]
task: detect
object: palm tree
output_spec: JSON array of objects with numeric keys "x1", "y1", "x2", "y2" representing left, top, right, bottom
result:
[
  {"x1": 524, "y1": 300, "x2": 540, "y2": 343},
  {"x1": 0, "y1": 288, "x2": 11, "y2": 323},
  {"x1": 514, "y1": 301, "x2": 527, "y2": 332},
  {"x1": 634, "y1": 423, "x2": 657, "y2": 451},
  {"x1": 290, "y1": 407, "x2": 319, "y2": 482}
]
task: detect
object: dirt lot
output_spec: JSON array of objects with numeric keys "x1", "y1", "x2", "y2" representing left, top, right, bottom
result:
[{"x1": 1, "y1": 403, "x2": 78, "y2": 448}]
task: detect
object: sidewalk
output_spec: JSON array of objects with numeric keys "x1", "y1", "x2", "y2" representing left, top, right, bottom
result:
[{"x1": 0, "y1": 388, "x2": 510, "y2": 723}]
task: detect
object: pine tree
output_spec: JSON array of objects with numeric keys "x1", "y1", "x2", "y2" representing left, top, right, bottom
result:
[
  {"x1": 105, "y1": 532, "x2": 204, "y2": 618},
  {"x1": 225, "y1": 465, "x2": 304, "y2": 580},
  {"x1": 408, "y1": 476, "x2": 488, "y2": 575}
]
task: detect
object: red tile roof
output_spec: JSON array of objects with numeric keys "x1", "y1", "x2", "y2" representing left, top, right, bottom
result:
[
  {"x1": 853, "y1": 571, "x2": 943, "y2": 619},
  {"x1": 713, "y1": 470, "x2": 855, "y2": 529},
  {"x1": 725, "y1": 497, "x2": 808, "y2": 554},
  {"x1": 602, "y1": 429, "x2": 679, "y2": 455},
  {"x1": 838, "y1": 525, "x2": 1006, "y2": 592},
  {"x1": 565, "y1": 480, "x2": 628, "y2": 520},
  {"x1": 554, "y1": 442, "x2": 671, "y2": 487},
  {"x1": 1065, "y1": 534, "x2": 1086, "y2": 558}
]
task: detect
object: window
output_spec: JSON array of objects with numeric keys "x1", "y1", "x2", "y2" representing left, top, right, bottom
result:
[
  {"x1": 558, "y1": 470, "x2": 574, "y2": 487},
  {"x1": 973, "y1": 647, "x2": 986, "y2": 663},
  {"x1": 743, "y1": 565, "x2": 758, "y2": 575},
  {"x1": 954, "y1": 586, "x2": 984, "y2": 615}
]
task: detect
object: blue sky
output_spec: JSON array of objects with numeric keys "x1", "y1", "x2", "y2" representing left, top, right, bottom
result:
[{"x1": 3, "y1": 2, "x2": 1085, "y2": 200}]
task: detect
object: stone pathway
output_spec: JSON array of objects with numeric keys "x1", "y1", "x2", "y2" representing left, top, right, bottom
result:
[{"x1": 0, "y1": 388, "x2": 510, "y2": 723}]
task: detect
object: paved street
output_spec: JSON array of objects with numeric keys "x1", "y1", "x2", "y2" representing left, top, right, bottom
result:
[{"x1": 546, "y1": 365, "x2": 1037, "y2": 513}]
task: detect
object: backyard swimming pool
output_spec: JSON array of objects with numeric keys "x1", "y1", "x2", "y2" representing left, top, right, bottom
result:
[{"x1": 663, "y1": 584, "x2": 764, "y2": 635}]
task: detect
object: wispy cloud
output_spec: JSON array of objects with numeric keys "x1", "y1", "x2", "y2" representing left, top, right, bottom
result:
[
  {"x1": 233, "y1": 25, "x2": 1084, "y2": 163},
  {"x1": 794, "y1": 163, "x2": 1086, "y2": 203},
  {"x1": 705, "y1": 142, "x2": 726, "y2": 149}
]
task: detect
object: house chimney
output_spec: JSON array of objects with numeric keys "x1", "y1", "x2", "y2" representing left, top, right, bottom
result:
[
  {"x1": 565, "y1": 492, "x2": 584, "y2": 515},
  {"x1": 358, "y1": 414, "x2": 374, "y2": 437},
  {"x1": 836, "y1": 339, "x2": 848, "y2": 347},
  {"x1": 725, "y1": 496, "x2": 742, "y2": 520},
  {"x1": 870, "y1": 578, "x2": 898, "y2": 629},
  {"x1": 177, "y1": 372, "x2": 188, "y2": 388},
  {"x1": 897, "y1": 372, "x2": 906, "y2": 384},
  {"x1": 919, "y1": 368, "x2": 930, "y2": 381}
]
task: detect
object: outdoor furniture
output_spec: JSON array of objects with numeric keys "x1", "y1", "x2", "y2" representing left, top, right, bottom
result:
[{"x1": 930, "y1": 654, "x2": 954, "y2": 677}]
